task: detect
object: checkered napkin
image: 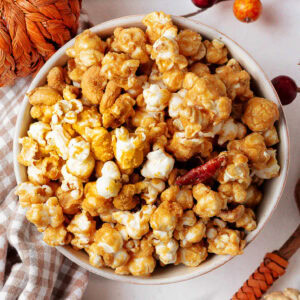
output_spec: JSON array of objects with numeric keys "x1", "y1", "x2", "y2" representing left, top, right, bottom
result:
[{"x1": 0, "y1": 78, "x2": 89, "y2": 300}]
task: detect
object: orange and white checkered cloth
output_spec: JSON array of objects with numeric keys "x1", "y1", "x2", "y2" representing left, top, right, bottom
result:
[{"x1": 0, "y1": 78, "x2": 89, "y2": 300}]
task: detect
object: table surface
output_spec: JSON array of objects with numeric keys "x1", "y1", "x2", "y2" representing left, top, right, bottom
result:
[{"x1": 82, "y1": 0, "x2": 300, "y2": 299}]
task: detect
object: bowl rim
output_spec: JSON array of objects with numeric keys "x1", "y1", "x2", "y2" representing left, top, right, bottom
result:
[{"x1": 13, "y1": 14, "x2": 290, "y2": 285}]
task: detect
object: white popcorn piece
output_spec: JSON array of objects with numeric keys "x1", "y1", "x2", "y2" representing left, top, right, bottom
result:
[
  {"x1": 143, "y1": 83, "x2": 170, "y2": 112},
  {"x1": 96, "y1": 161, "x2": 122, "y2": 199},
  {"x1": 68, "y1": 136, "x2": 90, "y2": 161},
  {"x1": 153, "y1": 238, "x2": 178, "y2": 265},
  {"x1": 141, "y1": 148, "x2": 174, "y2": 179},
  {"x1": 112, "y1": 205, "x2": 155, "y2": 240},
  {"x1": 28, "y1": 121, "x2": 51, "y2": 146}
]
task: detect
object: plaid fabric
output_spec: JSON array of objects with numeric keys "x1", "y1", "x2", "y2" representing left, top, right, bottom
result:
[{"x1": 0, "y1": 78, "x2": 89, "y2": 300}]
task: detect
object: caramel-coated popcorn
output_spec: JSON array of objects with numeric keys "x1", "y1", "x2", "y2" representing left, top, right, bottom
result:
[{"x1": 17, "y1": 11, "x2": 280, "y2": 277}]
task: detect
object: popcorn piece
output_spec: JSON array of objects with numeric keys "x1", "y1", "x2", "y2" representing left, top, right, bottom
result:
[
  {"x1": 66, "y1": 137, "x2": 95, "y2": 180},
  {"x1": 30, "y1": 104, "x2": 54, "y2": 124},
  {"x1": 174, "y1": 220, "x2": 206, "y2": 247},
  {"x1": 56, "y1": 186, "x2": 82, "y2": 215},
  {"x1": 96, "y1": 161, "x2": 122, "y2": 199},
  {"x1": 162, "y1": 68, "x2": 185, "y2": 92},
  {"x1": 28, "y1": 121, "x2": 51, "y2": 147},
  {"x1": 218, "y1": 205, "x2": 245, "y2": 223},
  {"x1": 43, "y1": 225, "x2": 71, "y2": 246},
  {"x1": 252, "y1": 149, "x2": 280, "y2": 179},
  {"x1": 63, "y1": 84, "x2": 80, "y2": 101},
  {"x1": 113, "y1": 205, "x2": 155, "y2": 239},
  {"x1": 113, "y1": 184, "x2": 139, "y2": 211},
  {"x1": 17, "y1": 137, "x2": 39, "y2": 166},
  {"x1": 26, "y1": 197, "x2": 64, "y2": 232},
  {"x1": 82, "y1": 182, "x2": 113, "y2": 216},
  {"x1": 235, "y1": 208, "x2": 257, "y2": 231},
  {"x1": 85, "y1": 127, "x2": 114, "y2": 162},
  {"x1": 177, "y1": 243, "x2": 208, "y2": 267},
  {"x1": 217, "y1": 118, "x2": 247, "y2": 145},
  {"x1": 67, "y1": 58, "x2": 85, "y2": 81},
  {"x1": 150, "y1": 201, "x2": 183, "y2": 241},
  {"x1": 151, "y1": 30, "x2": 188, "y2": 73},
  {"x1": 184, "y1": 74, "x2": 231, "y2": 125},
  {"x1": 168, "y1": 90, "x2": 186, "y2": 118},
  {"x1": 189, "y1": 62, "x2": 210, "y2": 77},
  {"x1": 143, "y1": 83, "x2": 171, "y2": 112},
  {"x1": 86, "y1": 243, "x2": 105, "y2": 268},
  {"x1": 130, "y1": 109, "x2": 164, "y2": 129},
  {"x1": 193, "y1": 183, "x2": 225, "y2": 218},
  {"x1": 153, "y1": 238, "x2": 178, "y2": 265},
  {"x1": 262, "y1": 126, "x2": 279, "y2": 147},
  {"x1": 142, "y1": 11, "x2": 173, "y2": 44},
  {"x1": 136, "y1": 179, "x2": 166, "y2": 204},
  {"x1": 16, "y1": 182, "x2": 53, "y2": 208},
  {"x1": 217, "y1": 150, "x2": 251, "y2": 188},
  {"x1": 141, "y1": 147, "x2": 174, "y2": 180},
  {"x1": 52, "y1": 99, "x2": 83, "y2": 125},
  {"x1": 228, "y1": 133, "x2": 271, "y2": 170},
  {"x1": 160, "y1": 185, "x2": 194, "y2": 210},
  {"x1": 67, "y1": 211, "x2": 96, "y2": 249},
  {"x1": 46, "y1": 124, "x2": 71, "y2": 160},
  {"x1": 111, "y1": 27, "x2": 149, "y2": 63},
  {"x1": 216, "y1": 59, "x2": 253, "y2": 100},
  {"x1": 242, "y1": 97, "x2": 279, "y2": 132},
  {"x1": 207, "y1": 228, "x2": 245, "y2": 255},
  {"x1": 27, "y1": 86, "x2": 62, "y2": 106},
  {"x1": 113, "y1": 127, "x2": 145, "y2": 170},
  {"x1": 47, "y1": 66, "x2": 68, "y2": 93},
  {"x1": 99, "y1": 81, "x2": 121, "y2": 114},
  {"x1": 167, "y1": 132, "x2": 212, "y2": 161},
  {"x1": 66, "y1": 30, "x2": 106, "y2": 69},
  {"x1": 101, "y1": 52, "x2": 140, "y2": 89},
  {"x1": 218, "y1": 182, "x2": 247, "y2": 204},
  {"x1": 60, "y1": 164, "x2": 83, "y2": 200},
  {"x1": 72, "y1": 106, "x2": 102, "y2": 139},
  {"x1": 244, "y1": 185, "x2": 262, "y2": 208},
  {"x1": 127, "y1": 238, "x2": 156, "y2": 276},
  {"x1": 177, "y1": 29, "x2": 203, "y2": 57},
  {"x1": 102, "y1": 93, "x2": 136, "y2": 128},
  {"x1": 27, "y1": 160, "x2": 49, "y2": 185},
  {"x1": 176, "y1": 210, "x2": 197, "y2": 231},
  {"x1": 204, "y1": 39, "x2": 228, "y2": 64},
  {"x1": 81, "y1": 65, "x2": 107, "y2": 105}
]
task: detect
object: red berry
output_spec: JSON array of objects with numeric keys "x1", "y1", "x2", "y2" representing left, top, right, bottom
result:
[
  {"x1": 272, "y1": 75, "x2": 298, "y2": 105},
  {"x1": 192, "y1": 0, "x2": 218, "y2": 8},
  {"x1": 233, "y1": 0, "x2": 262, "y2": 23}
]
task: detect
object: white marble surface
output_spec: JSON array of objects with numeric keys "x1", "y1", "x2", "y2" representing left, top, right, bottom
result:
[{"x1": 82, "y1": 0, "x2": 300, "y2": 299}]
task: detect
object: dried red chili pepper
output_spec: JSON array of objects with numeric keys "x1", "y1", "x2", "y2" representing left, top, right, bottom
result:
[{"x1": 175, "y1": 155, "x2": 227, "y2": 186}]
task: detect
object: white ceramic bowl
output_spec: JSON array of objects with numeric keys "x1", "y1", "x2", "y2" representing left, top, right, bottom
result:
[{"x1": 13, "y1": 14, "x2": 290, "y2": 285}]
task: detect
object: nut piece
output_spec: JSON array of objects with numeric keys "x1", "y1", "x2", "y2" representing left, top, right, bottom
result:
[
  {"x1": 28, "y1": 86, "x2": 62, "y2": 106},
  {"x1": 81, "y1": 65, "x2": 107, "y2": 105},
  {"x1": 47, "y1": 66, "x2": 67, "y2": 93},
  {"x1": 102, "y1": 93, "x2": 136, "y2": 128},
  {"x1": 100, "y1": 81, "x2": 121, "y2": 114},
  {"x1": 242, "y1": 97, "x2": 279, "y2": 132}
]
